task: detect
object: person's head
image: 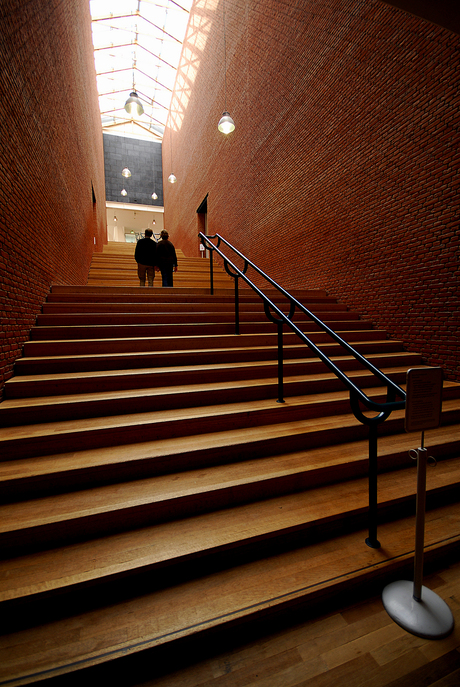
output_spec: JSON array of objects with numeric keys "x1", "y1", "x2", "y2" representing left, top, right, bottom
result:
[
  {"x1": 160, "y1": 230, "x2": 169, "y2": 240},
  {"x1": 145, "y1": 229, "x2": 153, "y2": 238}
]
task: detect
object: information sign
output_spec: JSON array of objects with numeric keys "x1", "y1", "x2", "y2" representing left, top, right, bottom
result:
[{"x1": 405, "y1": 367, "x2": 443, "y2": 433}]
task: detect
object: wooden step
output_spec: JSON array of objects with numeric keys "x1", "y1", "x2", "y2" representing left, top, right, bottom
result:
[
  {"x1": 35, "y1": 312, "x2": 366, "y2": 326},
  {"x1": 4, "y1": 357, "x2": 418, "y2": 401},
  {"x1": 1, "y1": 391, "x2": 459, "y2": 462},
  {"x1": 13, "y1": 348, "x2": 421, "y2": 377},
  {"x1": 49, "y1": 285, "x2": 329, "y2": 299},
  {"x1": 0, "y1": 368, "x2": 413, "y2": 425},
  {"x1": 22, "y1": 333, "x2": 395, "y2": 359}
]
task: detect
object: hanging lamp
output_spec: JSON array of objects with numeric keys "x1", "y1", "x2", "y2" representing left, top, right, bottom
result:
[
  {"x1": 218, "y1": 0, "x2": 235, "y2": 134},
  {"x1": 218, "y1": 111, "x2": 235, "y2": 134},
  {"x1": 168, "y1": 125, "x2": 176, "y2": 183},
  {"x1": 124, "y1": 91, "x2": 144, "y2": 118}
]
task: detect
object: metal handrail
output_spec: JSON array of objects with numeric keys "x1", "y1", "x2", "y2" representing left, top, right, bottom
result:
[{"x1": 199, "y1": 231, "x2": 407, "y2": 548}]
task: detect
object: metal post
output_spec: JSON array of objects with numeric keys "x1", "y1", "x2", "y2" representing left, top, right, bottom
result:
[
  {"x1": 413, "y1": 443, "x2": 427, "y2": 601},
  {"x1": 234, "y1": 277, "x2": 240, "y2": 335},
  {"x1": 209, "y1": 250, "x2": 214, "y2": 295},
  {"x1": 366, "y1": 422, "x2": 380, "y2": 548}
]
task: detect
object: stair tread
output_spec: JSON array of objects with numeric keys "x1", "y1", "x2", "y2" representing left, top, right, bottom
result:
[
  {"x1": 16, "y1": 346, "x2": 415, "y2": 368},
  {"x1": 0, "y1": 505, "x2": 459, "y2": 685},
  {"x1": 1, "y1": 457, "x2": 460, "y2": 600},
  {"x1": 0, "y1": 386, "x2": 402, "y2": 440},
  {"x1": 2, "y1": 365, "x2": 413, "y2": 401},
  {"x1": 1, "y1": 393, "x2": 459, "y2": 446},
  {"x1": 5, "y1": 360, "x2": 410, "y2": 388},
  {"x1": 1, "y1": 423, "x2": 458, "y2": 487}
]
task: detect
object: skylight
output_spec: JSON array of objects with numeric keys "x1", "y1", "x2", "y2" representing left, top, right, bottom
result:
[{"x1": 90, "y1": 0, "x2": 193, "y2": 140}]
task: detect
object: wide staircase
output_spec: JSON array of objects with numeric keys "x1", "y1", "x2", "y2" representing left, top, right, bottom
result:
[{"x1": 0, "y1": 243, "x2": 459, "y2": 685}]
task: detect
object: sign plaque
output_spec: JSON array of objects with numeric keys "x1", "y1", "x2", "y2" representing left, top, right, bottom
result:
[{"x1": 405, "y1": 367, "x2": 443, "y2": 433}]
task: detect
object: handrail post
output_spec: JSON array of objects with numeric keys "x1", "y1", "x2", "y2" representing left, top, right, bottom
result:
[
  {"x1": 277, "y1": 322, "x2": 284, "y2": 403},
  {"x1": 366, "y1": 422, "x2": 380, "y2": 549},
  {"x1": 234, "y1": 276, "x2": 240, "y2": 335},
  {"x1": 209, "y1": 249, "x2": 214, "y2": 295}
]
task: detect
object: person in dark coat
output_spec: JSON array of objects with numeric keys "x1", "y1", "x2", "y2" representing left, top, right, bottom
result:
[
  {"x1": 155, "y1": 230, "x2": 177, "y2": 287},
  {"x1": 134, "y1": 229, "x2": 157, "y2": 286}
]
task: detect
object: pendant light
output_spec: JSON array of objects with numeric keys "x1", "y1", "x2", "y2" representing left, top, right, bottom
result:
[
  {"x1": 124, "y1": 91, "x2": 144, "y2": 118},
  {"x1": 121, "y1": 136, "x2": 130, "y2": 197},
  {"x1": 124, "y1": 52, "x2": 143, "y2": 118},
  {"x1": 218, "y1": 0, "x2": 235, "y2": 134},
  {"x1": 168, "y1": 125, "x2": 176, "y2": 183}
]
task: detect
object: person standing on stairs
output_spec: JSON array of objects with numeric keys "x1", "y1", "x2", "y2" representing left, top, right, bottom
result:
[
  {"x1": 134, "y1": 229, "x2": 157, "y2": 287},
  {"x1": 155, "y1": 229, "x2": 178, "y2": 287}
]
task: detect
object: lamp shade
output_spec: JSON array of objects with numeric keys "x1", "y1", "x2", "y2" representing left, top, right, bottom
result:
[
  {"x1": 218, "y1": 111, "x2": 235, "y2": 134},
  {"x1": 124, "y1": 91, "x2": 144, "y2": 117},
  {"x1": 168, "y1": 173, "x2": 177, "y2": 184},
  {"x1": 122, "y1": 167, "x2": 131, "y2": 178}
]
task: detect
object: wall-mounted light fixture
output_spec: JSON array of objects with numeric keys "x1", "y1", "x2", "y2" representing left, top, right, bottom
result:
[
  {"x1": 122, "y1": 167, "x2": 132, "y2": 178},
  {"x1": 218, "y1": 0, "x2": 235, "y2": 135}
]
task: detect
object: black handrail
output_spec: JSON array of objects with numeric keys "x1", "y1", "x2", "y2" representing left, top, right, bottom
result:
[{"x1": 199, "y1": 231, "x2": 407, "y2": 548}]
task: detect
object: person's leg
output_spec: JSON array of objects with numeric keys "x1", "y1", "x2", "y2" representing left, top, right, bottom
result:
[
  {"x1": 161, "y1": 267, "x2": 168, "y2": 287},
  {"x1": 137, "y1": 264, "x2": 147, "y2": 286},
  {"x1": 147, "y1": 266, "x2": 154, "y2": 287}
]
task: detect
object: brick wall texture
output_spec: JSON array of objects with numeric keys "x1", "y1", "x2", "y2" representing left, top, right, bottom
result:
[
  {"x1": 163, "y1": 0, "x2": 459, "y2": 381},
  {"x1": 0, "y1": 0, "x2": 106, "y2": 391}
]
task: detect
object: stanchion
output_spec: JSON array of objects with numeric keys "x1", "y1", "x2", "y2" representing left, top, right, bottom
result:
[{"x1": 382, "y1": 368, "x2": 454, "y2": 639}]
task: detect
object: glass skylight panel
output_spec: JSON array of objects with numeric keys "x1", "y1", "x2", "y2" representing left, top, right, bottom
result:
[{"x1": 90, "y1": 0, "x2": 193, "y2": 137}]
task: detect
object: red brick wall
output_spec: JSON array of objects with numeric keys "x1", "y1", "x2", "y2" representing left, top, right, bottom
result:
[
  {"x1": 163, "y1": 0, "x2": 460, "y2": 381},
  {"x1": 0, "y1": 0, "x2": 106, "y2": 391}
]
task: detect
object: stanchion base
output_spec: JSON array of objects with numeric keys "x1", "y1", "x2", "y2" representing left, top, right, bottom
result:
[
  {"x1": 365, "y1": 536, "x2": 380, "y2": 549},
  {"x1": 382, "y1": 580, "x2": 454, "y2": 639}
]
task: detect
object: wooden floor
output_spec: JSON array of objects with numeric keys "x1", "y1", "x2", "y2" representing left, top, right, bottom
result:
[{"x1": 41, "y1": 559, "x2": 460, "y2": 687}]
